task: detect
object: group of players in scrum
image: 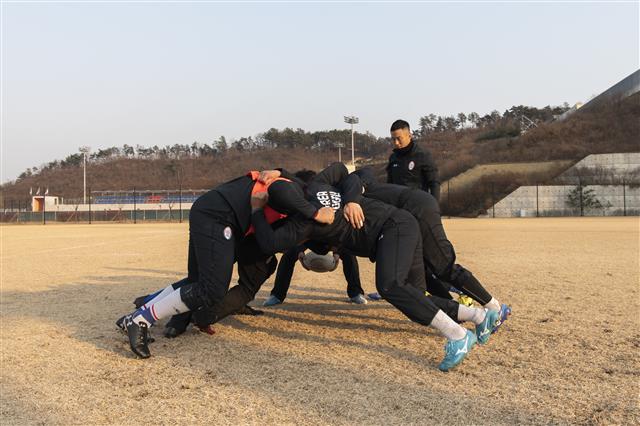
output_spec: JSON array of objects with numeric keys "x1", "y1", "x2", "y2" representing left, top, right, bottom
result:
[{"x1": 116, "y1": 120, "x2": 511, "y2": 371}]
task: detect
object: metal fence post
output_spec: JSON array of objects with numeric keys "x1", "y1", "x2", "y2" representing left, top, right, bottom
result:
[
  {"x1": 133, "y1": 187, "x2": 137, "y2": 224},
  {"x1": 447, "y1": 180, "x2": 450, "y2": 219},
  {"x1": 579, "y1": 183, "x2": 584, "y2": 217},
  {"x1": 43, "y1": 196, "x2": 46, "y2": 225},
  {"x1": 89, "y1": 188, "x2": 92, "y2": 224},
  {"x1": 491, "y1": 182, "x2": 495, "y2": 218},
  {"x1": 622, "y1": 180, "x2": 626, "y2": 216},
  {"x1": 179, "y1": 185, "x2": 183, "y2": 223},
  {"x1": 536, "y1": 184, "x2": 539, "y2": 217}
]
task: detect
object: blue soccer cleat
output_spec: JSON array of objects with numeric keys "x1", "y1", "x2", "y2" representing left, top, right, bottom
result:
[
  {"x1": 476, "y1": 309, "x2": 499, "y2": 345},
  {"x1": 493, "y1": 304, "x2": 512, "y2": 333},
  {"x1": 367, "y1": 292, "x2": 383, "y2": 301},
  {"x1": 438, "y1": 329, "x2": 477, "y2": 372}
]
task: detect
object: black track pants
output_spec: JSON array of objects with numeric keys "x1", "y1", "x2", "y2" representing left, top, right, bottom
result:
[
  {"x1": 425, "y1": 270, "x2": 454, "y2": 300},
  {"x1": 206, "y1": 242, "x2": 278, "y2": 323},
  {"x1": 180, "y1": 217, "x2": 236, "y2": 311},
  {"x1": 374, "y1": 210, "x2": 458, "y2": 326},
  {"x1": 402, "y1": 192, "x2": 492, "y2": 305},
  {"x1": 270, "y1": 245, "x2": 304, "y2": 301},
  {"x1": 171, "y1": 237, "x2": 278, "y2": 327}
]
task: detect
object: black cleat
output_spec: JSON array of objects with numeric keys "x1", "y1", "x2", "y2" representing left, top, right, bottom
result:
[
  {"x1": 235, "y1": 305, "x2": 264, "y2": 316},
  {"x1": 116, "y1": 315, "x2": 127, "y2": 333},
  {"x1": 118, "y1": 314, "x2": 155, "y2": 342},
  {"x1": 163, "y1": 312, "x2": 191, "y2": 339},
  {"x1": 124, "y1": 315, "x2": 151, "y2": 358},
  {"x1": 133, "y1": 295, "x2": 149, "y2": 309},
  {"x1": 164, "y1": 327, "x2": 182, "y2": 339}
]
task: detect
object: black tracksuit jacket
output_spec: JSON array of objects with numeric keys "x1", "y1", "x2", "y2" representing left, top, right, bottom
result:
[
  {"x1": 386, "y1": 141, "x2": 441, "y2": 201},
  {"x1": 254, "y1": 163, "x2": 396, "y2": 260}
]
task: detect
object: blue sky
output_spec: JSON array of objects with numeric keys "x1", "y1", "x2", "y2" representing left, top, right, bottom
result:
[{"x1": 2, "y1": 1, "x2": 638, "y2": 182}]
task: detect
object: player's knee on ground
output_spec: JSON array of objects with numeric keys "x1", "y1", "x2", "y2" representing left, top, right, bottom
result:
[{"x1": 179, "y1": 281, "x2": 227, "y2": 311}]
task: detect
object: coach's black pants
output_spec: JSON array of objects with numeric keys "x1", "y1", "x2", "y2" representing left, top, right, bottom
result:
[
  {"x1": 402, "y1": 191, "x2": 493, "y2": 305},
  {"x1": 270, "y1": 245, "x2": 364, "y2": 301},
  {"x1": 375, "y1": 209, "x2": 459, "y2": 326}
]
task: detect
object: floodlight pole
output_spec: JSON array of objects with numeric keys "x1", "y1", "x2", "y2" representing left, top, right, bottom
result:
[
  {"x1": 336, "y1": 143, "x2": 344, "y2": 163},
  {"x1": 344, "y1": 115, "x2": 359, "y2": 168},
  {"x1": 80, "y1": 147, "x2": 90, "y2": 204}
]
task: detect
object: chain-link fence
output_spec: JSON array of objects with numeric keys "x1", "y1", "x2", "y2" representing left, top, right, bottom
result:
[
  {"x1": 3, "y1": 182, "x2": 639, "y2": 224},
  {"x1": 1, "y1": 189, "x2": 206, "y2": 224}
]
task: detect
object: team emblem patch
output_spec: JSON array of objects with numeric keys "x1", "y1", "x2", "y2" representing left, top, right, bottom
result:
[
  {"x1": 223, "y1": 226, "x2": 232, "y2": 240},
  {"x1": 408, "y1": 161, "x2": 415, "y2": 170}
]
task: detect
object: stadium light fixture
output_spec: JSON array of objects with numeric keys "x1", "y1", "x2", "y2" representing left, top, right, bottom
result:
[{"x1": 343, "y1": 115, "x2": 359, "y2": 167}]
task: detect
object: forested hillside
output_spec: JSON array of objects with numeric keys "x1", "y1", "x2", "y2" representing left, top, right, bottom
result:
[{"x1": 2, "y1": 95, "x2": 638, "y2": 209}]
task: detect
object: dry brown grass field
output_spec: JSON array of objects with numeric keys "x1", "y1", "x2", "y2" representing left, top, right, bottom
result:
[{"x1": 1, "y1": 218, "x2": 638, "y2": 425}]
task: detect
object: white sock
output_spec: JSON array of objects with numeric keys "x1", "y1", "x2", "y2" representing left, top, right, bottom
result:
[
  {"x1": 133, "y1": 289, "x2": 190, "y2": 326},
  {"x1": 430, "y1": 310, "x2": 467, "y2": 341},
  {"x1": 458, "y1": 305, "x2": 486, "y2": 325},
  {"x1": 149, "y1": 289, "x2": 189, "y2": 319},
  {"x1": 484, "y1": 297, "x2": 501, "y2": 312},
  {"x1": 142, "y1": 284, "x2": 176, "y2": 308}
]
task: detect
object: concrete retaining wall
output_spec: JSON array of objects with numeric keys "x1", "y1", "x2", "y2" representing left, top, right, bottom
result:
[
  {"x1": 489, "y1": 185, "x2": 640, "y2": 217},
  {"x1": 560, "y1": 153, "x2": 640, "y2": 177}
]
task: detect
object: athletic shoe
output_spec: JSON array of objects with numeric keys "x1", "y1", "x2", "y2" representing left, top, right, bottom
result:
[
  {"x1": 349, "y1": 294, "x2": 368, "y2": 304},
  {"x1": 263, "y1": 295, "x2": 283, "y2": 307},
  {"x1": 116, "y1": 315, "x2": 127, "y2": 333},
  {"x1": 164, "y1": 326, "x2": 184, "y2": 338},
  {"x1": 164, "y1": 312, "x2": 191, "y2": 339},
  {"x1": 438, "y1": 329, "x2": 477, "y2": 372},
  {"x1": 449, "y1": 286, "x2": 463, "y2": 295},
  {"x1": 133, "y1": 295, "x2": 149, "y2": 309},
  {"x1": 235, "y1": 305, "x2": 265, "y2": 316},
  {"x1": 476, "y1": 309, "x2": 499, "y2": 345},
  {"x1": 458, "y1": 294, "x2": 474, "y2": 307},
  {"x1": 124, "y1": 315, "x2": 151, "y2": 358},
  {"x1": 493, "y1": 304, "x2": 512, "y2": 333},
  {"x1": 367, "y1": 292, "x2": 383, "y2": 301}
]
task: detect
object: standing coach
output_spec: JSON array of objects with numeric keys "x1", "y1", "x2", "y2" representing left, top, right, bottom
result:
[{"x1": 387, "y1": 119, "x2": 440, "y2": 200}]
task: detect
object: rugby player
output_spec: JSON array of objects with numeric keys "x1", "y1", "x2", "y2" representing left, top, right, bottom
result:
[
  {"x1": 355, "y1": 167, "x2": 512, "y2": 327},
  {"x1": 251, "y1": 163, "x2": 499, "y2": 371},
  {"x1": 115, "y1": 169, "x2": 336, "y2": 358},
  {"x1": 264, "y1": 169, "x2": 367, "y2": 307}
]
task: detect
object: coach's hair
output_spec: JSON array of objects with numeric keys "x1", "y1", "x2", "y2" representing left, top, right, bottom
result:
[
  {"x1": 390, "y1": 119, "x2": 410, "y2": 132},
  {"x1": 294, "y1": 169, "x2": 317, "y2": 183}
]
